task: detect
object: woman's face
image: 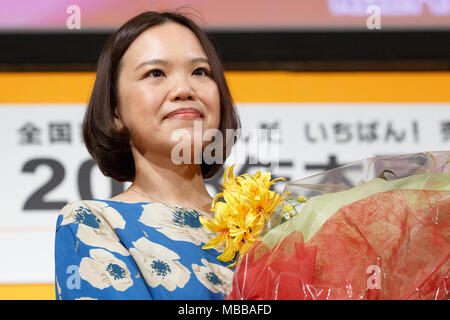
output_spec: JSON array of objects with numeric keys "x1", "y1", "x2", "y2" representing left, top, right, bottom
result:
[{"x1": 114, "y1": 22, "x2": 221, "y2": 162}]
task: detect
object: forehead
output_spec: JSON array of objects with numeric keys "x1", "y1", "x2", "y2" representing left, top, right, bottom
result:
[{"x1": 121, "y1": 22, "x2": 207, "y2": 69}]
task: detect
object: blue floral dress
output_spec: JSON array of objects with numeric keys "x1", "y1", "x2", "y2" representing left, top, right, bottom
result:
[{"x1": 54, "y1": 199, "x2": 234, "y2": 300}]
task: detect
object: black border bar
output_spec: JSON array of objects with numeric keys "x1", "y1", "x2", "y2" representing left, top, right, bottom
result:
[{"x1": 0, "y1": 30, "x2": 448, "y2": 71}]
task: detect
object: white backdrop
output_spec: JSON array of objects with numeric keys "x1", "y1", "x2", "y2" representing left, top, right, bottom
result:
[{"x1": 1, "y1": 103, "x2": 449, "y2": 283}]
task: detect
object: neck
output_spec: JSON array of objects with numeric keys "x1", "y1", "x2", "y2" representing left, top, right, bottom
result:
[{"x1": 129, "y1": 146, "x2": 214, "y2": 212}]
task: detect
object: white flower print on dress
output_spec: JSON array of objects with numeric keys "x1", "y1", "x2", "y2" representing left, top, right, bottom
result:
[
  {"x1": 138, "y1": 202, "x2": 217, "y2": 246},
  {"x1": 191, "y1": 258, "x2": 234, "y2": 295},
  {"x1": 129, "y1": 237, "x2": 190, "y2": 291},
  {"x1": 79, "y1": 249, "x2": 133, "y2": 292},
  {"x1": 60, "y1": 200, "x2": 129, "y2": 256}
]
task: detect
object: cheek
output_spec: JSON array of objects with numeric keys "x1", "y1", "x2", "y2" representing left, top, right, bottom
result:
[
  {"x1": 133, "y1": 85, "x2": 163, "y2": 112},
  {"x1": 123, "y1": 86, "x2": 163, "y2": 123},
  {"x1": 119, "y1": 90, "x2": 166, "y2": 147},
  {"x1": 204, "y1": 85, "x2": 221, "y2": 127}
]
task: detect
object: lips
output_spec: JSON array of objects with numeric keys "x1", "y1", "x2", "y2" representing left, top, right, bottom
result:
[{"x1": 164, "y1": 108, "x2": 203, "y2": 120}]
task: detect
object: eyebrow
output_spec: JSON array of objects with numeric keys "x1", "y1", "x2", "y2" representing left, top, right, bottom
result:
[{"x1": 134, "y1": 57, "x2": 210, "y2": 71}]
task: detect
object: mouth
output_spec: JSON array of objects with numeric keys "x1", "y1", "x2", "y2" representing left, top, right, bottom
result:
[{"x1": 164, "y1": 108, "x2": 203, "y2": 120}]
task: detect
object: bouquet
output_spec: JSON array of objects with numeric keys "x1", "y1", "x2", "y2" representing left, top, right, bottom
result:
[{"x1": 202, "y1": 151, "x2": 450, "y2": 300}]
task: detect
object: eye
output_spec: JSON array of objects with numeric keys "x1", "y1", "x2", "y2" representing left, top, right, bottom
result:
[
  {"x1": 143, "y1": 69, "x2": 165, "y2": 78},
  {"x1": 192, "y1": 67, "x2": 211, "y2": 77}
]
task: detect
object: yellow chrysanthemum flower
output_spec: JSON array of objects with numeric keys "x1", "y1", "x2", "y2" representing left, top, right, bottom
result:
[{"x1": 200, "y1": 165, "x2": 285, "y2": 267}]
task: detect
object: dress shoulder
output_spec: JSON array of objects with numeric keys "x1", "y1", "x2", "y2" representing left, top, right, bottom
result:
[
  {"x1": 58, "y1": 200, "x2": 110, "y2": 219},
  {"x1": 54, "y1": 199, "x2": 152, "y2": 300},
  {"x1": 56, "y1": 200, "x2": 127, "y2": 232}
]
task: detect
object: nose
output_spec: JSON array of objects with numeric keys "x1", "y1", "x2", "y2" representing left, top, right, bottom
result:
[{"x1": 170, "y1": 75, "x2": 195, "y2": 101}]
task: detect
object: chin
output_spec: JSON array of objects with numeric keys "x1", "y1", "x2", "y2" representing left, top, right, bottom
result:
[{"x1": 169, "y1": 137, "x2": 205, "y2": 165}]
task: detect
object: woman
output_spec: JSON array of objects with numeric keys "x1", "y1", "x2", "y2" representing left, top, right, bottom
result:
[{"x1": 54, "y1": 11, "x2": 241, "y2": 300}]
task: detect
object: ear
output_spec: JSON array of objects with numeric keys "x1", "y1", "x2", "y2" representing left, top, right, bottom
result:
[{"x1": 113, "y1": 109, "x2": 125, "y2": 132}]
